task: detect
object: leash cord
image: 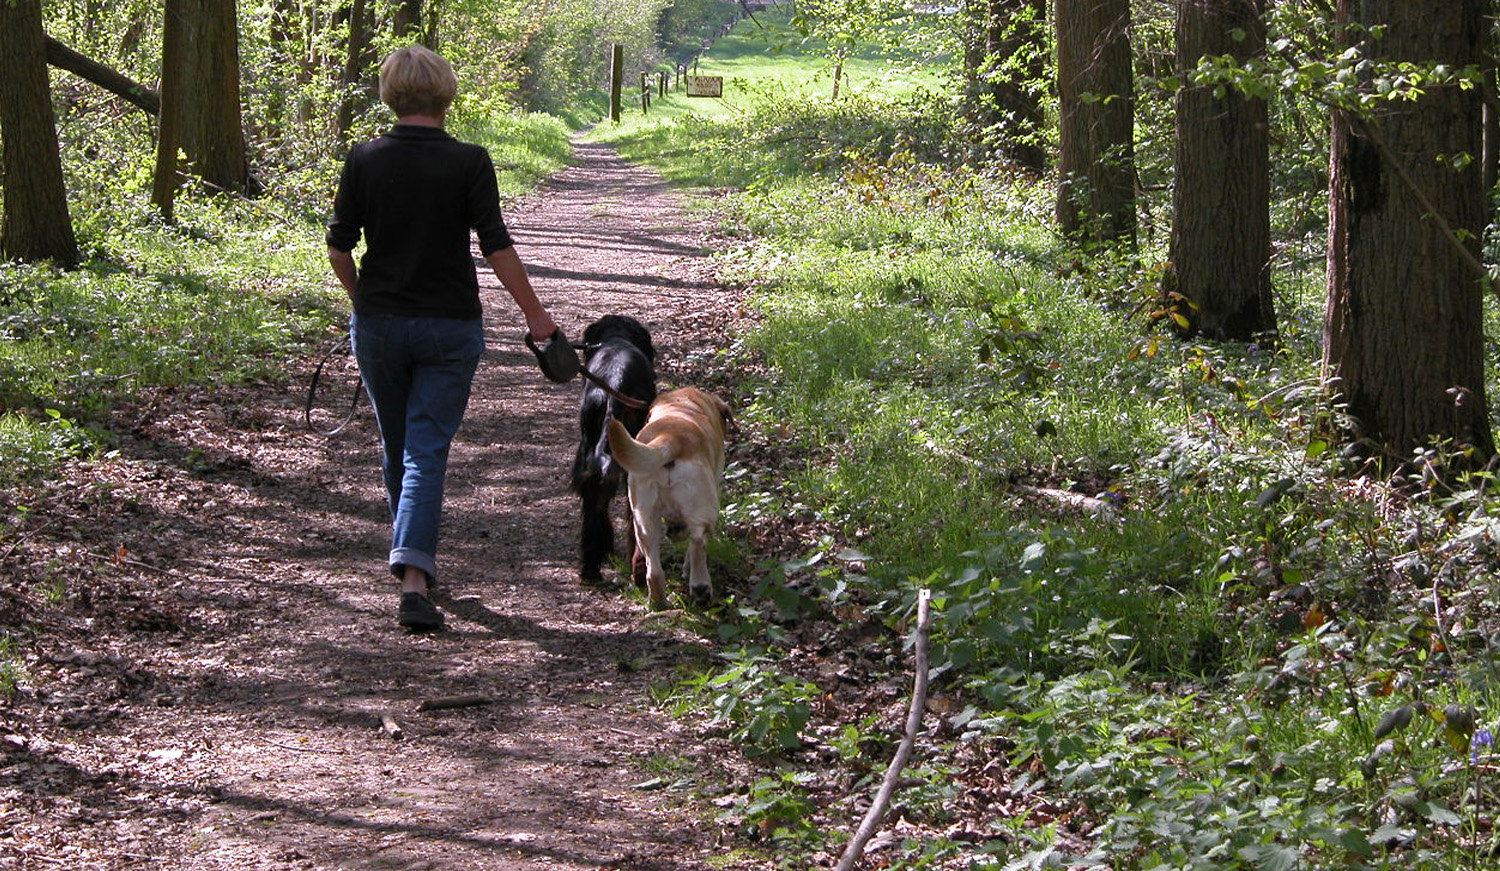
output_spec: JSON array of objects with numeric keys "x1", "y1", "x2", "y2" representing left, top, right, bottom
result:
[
  {"x1": 305, "y1": 336, "x2": 362, "y2": 436},
  {"x1": 570, "y1": 341, "x2": 650, "y2": 410}
]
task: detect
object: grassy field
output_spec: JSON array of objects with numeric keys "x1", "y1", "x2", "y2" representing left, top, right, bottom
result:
[{"x1": 599, "y1": 5, "x2": 951, "y2": 127}]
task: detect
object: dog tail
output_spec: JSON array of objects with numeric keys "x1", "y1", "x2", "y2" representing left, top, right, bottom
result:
[{"x1": 607, "y1": 418, "x2": 676, "y2": 474}]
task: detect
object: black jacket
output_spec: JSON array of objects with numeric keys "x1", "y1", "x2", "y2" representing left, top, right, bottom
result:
[{"x1": 326, "y1": 125, "x2": 514, "y2": 319}]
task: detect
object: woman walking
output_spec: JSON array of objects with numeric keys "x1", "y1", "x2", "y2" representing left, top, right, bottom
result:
[{"x1": 327, "y1": 46, "x2": 558, "y2": 630}]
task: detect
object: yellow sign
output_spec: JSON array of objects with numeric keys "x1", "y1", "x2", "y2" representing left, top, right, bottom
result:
[{"x1": 686, "y1": 75, "x2": 723, "y2": 98}]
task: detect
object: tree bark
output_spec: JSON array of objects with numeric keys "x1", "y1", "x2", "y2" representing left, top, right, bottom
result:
[
  {"x1": 336, "y1": 0, "x2": 376, "y2": 139},
  {"x1": 44, "y1": 37, "x2": 160, "y2": 115},
  {"x1": 1324, "y1": 0, "x2": 1493, "y2": 463},
  {"x1": 392, "y1": 0, "x2": 423, "y2": 42},
  {"x1": 0, "y1": 0, "x2": 79, "y2": 266},
  {"x1": 1055, "y1": 0, "x2": 1136, "y2": 245},
  {"x1": 1167, "y1": 0, "x2": 1274, "y2": 341},
  {"x1": 962, "y1": 0, "x2": 1046, "y2": 170},
  {"x1": 152, "y1": 0, "x2": 251, "y2": 212}
]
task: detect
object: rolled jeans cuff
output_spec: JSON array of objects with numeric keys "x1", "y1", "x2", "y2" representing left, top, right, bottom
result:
[{"x1": 390, "y1": 548, "x2": 438, "y2": 584}]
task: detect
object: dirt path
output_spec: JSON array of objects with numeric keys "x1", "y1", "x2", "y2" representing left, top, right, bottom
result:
[{"x1": 0, "y1": 141, "x2": 757, "y2": 870}]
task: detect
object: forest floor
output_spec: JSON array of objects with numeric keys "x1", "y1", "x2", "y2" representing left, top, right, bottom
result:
[{"x1": 0, "y1": 141, "x2": 773, "y2": 870}]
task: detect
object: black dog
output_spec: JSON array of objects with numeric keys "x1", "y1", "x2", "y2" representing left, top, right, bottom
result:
[{"x1": 570, "y1": 315, "x2": 657, "y2": 581}]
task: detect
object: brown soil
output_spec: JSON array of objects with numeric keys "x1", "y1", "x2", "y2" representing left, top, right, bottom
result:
[{"x1": 0, "y1": 141, "x2": 768, "y2": 870}]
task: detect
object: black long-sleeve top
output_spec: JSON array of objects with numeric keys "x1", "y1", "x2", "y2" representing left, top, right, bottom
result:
[{"x1": 326, "y1": 125, "x2": 514, "y2": 319}]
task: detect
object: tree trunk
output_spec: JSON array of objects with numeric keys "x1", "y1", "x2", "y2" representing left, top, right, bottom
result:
[
  {"x1": 1324, "y1": 0, "x2": 1493, "y2": 464},
  {"x1": 151, "y1": 0, "x2": 187, "y2": 219},
  {"x1": 962, "y1": 0, "x2": 1046, "y2": 170},
  {"x1": 0, "y1": 0, "x2": 79, "y2": 266},
  {"x1": 1055, "y1": 0, "x2": 1135, "y2": 245},
  {"x1": 392, "y1": 0, "x2": 422, "y2": 42},
  {"x1": 152, "y1": 0, "x2": 251, "y2": 210},
  {"x1": 336, "y1": 0, "x2": 376, "y2": 139},
  {"x1": 1167, "y1": 0, "x2": 1274, "y2": 341}
]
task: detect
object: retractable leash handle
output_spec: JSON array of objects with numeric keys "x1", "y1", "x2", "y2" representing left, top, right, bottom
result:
[{"x1": 524, "y1": 327, "x2": 580, "y2": 383}]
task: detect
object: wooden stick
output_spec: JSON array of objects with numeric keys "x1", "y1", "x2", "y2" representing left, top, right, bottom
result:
[
  {"x1": 379, "y1": 709, "x2": 404, "y2": 741},
  {"x1": 835, "y1": 589, "x2": 934, "y2": 871},
  {"x1": 414, "y1": 694, "x2": 492, "y2": 712},
  {"x1": 262, "y1": 738, "x2": 347, "y2": 755},
  {"x1": 0, "y1": 519, "x2": 59, "y2": 564}
]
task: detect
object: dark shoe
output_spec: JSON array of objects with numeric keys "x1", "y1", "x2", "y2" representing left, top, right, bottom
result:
[{"x1": 398, "y1": 592, "x2": 444, "y2": 630}]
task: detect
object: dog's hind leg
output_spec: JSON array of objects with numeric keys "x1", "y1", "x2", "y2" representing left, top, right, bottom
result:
[
  {"x1": 578, "y1": 478, "x2": 615, "y2": 581},
  {"x1": 684, "y1": 524, "x2": 713, "y2": 606},
  {"x1": 633, "y1": 509, "x2": 668, "y2": 609}
]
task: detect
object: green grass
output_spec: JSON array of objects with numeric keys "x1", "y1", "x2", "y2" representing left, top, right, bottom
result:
[
  {"x1": 594, "y1": 7, "x2": 951, "y2": 135},
  {"x1": 449, "y1": 110, "x2": 575, "y2": 200}
]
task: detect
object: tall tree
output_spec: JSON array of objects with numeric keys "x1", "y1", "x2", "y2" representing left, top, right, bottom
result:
[
  {"x1": 0, "y1": 0, "x2": 79, "y2": 266},
  {"x1": 392, "y1": 0, "x2": 423, "y2": 42},
  {"x1": 151, "y1": 0, "x2": 251, "y2": 218},
  {"x1": 1166, "y1": 0, "x2": 1274, "y2": 340},
  {"x1": 1324, "y1": 0, "x2": 1493, "y2": 463},
  {"x1": 337, "y1": 0, "x2": 377, "y2": 138},
  {"x1": 1055, "y1": 0, "x2": 1136, "y2": 244},
  {"x1": 961, "y1": 0, "x2": 1047, "y2": 171}
]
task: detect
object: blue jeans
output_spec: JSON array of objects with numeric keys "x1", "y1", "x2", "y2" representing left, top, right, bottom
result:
[{"x1": 350, "y1": 313, "x2": 484, "y2": 584}]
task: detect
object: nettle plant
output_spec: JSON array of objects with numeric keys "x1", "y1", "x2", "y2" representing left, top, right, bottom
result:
[{"x1": 669, "y1": 647, "x2": 818, "y2": 757}]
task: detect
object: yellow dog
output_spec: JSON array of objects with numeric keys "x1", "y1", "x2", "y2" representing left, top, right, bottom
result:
[{"x1": 607, "y1": 387, "x2": 732, "y2": 609}]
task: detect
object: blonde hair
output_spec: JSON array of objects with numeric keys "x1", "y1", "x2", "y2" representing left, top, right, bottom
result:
[{"x1": 378, "y1": 46, "x2": 457, "y2": 118}]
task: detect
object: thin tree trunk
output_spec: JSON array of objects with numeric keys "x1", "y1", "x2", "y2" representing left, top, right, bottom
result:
[
  {"x1": 151, "y1": 0, "x2": 188, "y2": 219},
  {"x1": 1055, "y1": 0, "x2": 1136, "y2": 245},
  {"x1": 1167, "y1": 0, "x2": 1274, "y2": 340},
  {"x1": 336, "y1": 0, "x2": 375, "y2": 139},
  {"x1": 1324, "y1": 0, "x2": 1493, "y2": 463},
  {"x1": 0, "y1": 0, "x2": 79, "y2": 266}
]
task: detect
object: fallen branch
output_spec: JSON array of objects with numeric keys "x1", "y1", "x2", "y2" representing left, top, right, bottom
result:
[
  {"x1": 0, "y1": 518, "x2": 60, "y2": 564},
  {"x1": 415, "y1": 694, "x2": 492, "y2": 712},
  {"x1": 44, "y1": 36, "x2": 159, "y2": 114},
  {"x1": 262, "y1": 738, "x2": 347, "y2": 755},
  {"x1": 835, "y1": 588, "x2": 933, "y2": 871},
  {"x1": 1011, "y1": 484, "x2": 1118, "y2": 520}
]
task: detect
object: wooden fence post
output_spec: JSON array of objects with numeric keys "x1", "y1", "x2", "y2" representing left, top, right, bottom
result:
[
  {"x1": 658, "y1": 71, "x2": 666, "y2": 97},
  {"x1": 609, "y1": 44, "x2": 622, "y2": 122},
  {"x1": 639, "y1": 72, "x2": 650, "y2": 112}
]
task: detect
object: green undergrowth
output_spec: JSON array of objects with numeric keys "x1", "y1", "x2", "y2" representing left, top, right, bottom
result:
[{"x1": 618, "y1": 83, "x2": 1500, "y2": 871}]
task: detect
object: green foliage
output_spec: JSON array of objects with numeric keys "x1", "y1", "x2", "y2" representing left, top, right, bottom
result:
[
  {"x1": 615, "y1": 16, "x2": 1500, "y2": 864},
  {"x1": 658, "y1": 0, "x2": 742, "y2": 61},
  {"x1": 0, "y1": 635, "x2": 24, "y2": 697},
  {"x1": 716, "y1": 769, "x2": 824, "y2": 854},
  {"x1": 6, "y1": 12, "x2": 574, "y2": 482},
  {"x1": 782, "y1": 0, "x2": 908, "y2": 97},
  {"x1": 668, "y1": 649, "x2": 817, "y2": 756},
  {"x1": 447, "y1": 111, "x2": 575, "y2": 200},
  {"x1": 0, "y1": 410, "x2": 89, "y2": 485},
  {"x1": 611, "y1": 88, "x2": 961, "y2": 190}
]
